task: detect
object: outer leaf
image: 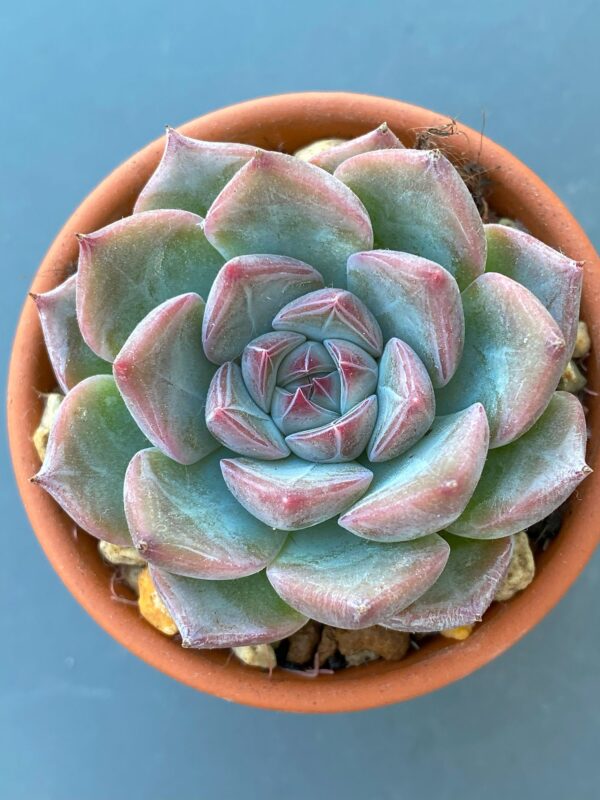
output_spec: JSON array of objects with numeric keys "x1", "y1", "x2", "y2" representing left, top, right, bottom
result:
[
  {"x1": 203, "y1": 150, "x2": 373, "y2": 288},
  {"x1": 271, "y1": 387, "x2": 338, "y2": 435},
  {"x1": 347, "y1": 250, "x2": 464, "y2": 387},
  {"x1": 113, "y1": 294, "x2": 217, "y2": 465},
  {"x1": 324, "y1": 339, "x2": 378, "y2": 413},
  {"x1": 309, "y1": 123, "x2": 404, "y2": 173},
  {"x1": 241, "y1": 331, "x2": 306, "y2": 412},
  {"x1": 277, "y1": 340, "x2": 335, "y2": 386},
  {"x1": 220, "y1": 457, "x2": 373, "y2": 530},
  {"x1": 150, "y1": 566, "x2": 307, "y2": 648},
  {"x1": 485, "y1": 223, "x2": 583, "y2": 355},
  {"x1": 124, "y1": 448, "x2": 282, "y2": 579},
  {"x1": 32, "y1": 274, "x2": 111, "y2": 393},
  {"x1": 448, "y1": 392, "x2": 591, "y2": 538},
  {"x1": 335, "y1": 149, "x2": 486, "y2": 289},
  {"x1": 32, "y1": 375, "x2": 148, "y2": 545},
  {"x1": 272, "y1": 287, "x2": 383, "y2": 357},
  {"x1": 134, "y1": 128, "x2": 259, "y2": 216},
  {"x1": 202, "y1": 255, "x2": 323, "y2": 364},
  {"x1": 267, "y1": 523, "x2": 450, "y2": 628},
  {"x1": 206, "y1": 362, "x2": 289, "y2": 459},
  {"x1": 384, "y1": 534, "x2": 513, "y2": 632},
  {"x1": 77, "y1": 210, "x2": 224, "y2": 361},
  {"x1": 285, "y1": 396, "x2": 378, "y2": 463},
  {"x1": 436, "y1": 273, "x2": 567, "y2": 448},
  {"x1": 338, "y1": 404, "x2": 489, "y2": 541},
  {"x1": 368, "y1": 338, "x2": 435, "y2": 462}
]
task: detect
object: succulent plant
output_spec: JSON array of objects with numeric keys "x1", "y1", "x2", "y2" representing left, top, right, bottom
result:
[{"x1": 33, "y1": 124, "x2": 591, "y2": 651}]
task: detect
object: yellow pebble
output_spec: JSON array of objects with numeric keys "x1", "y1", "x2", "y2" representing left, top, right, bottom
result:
[
  {"x1": 440, "y1": 624, "x2": 474, "y2": 641},
  {"x1": 32, "y1": 393, "x2": 64, "y2": 461},
  {"x1": 573, "y1": 321, "x2": 591, "y2": 359},
  {"x1": 233, "y1": 645, "x2": 277, "y2": 670},
  {"x1": 294, "y1": 138, "x2": 346, "y2": 161},
  {"x1": 137, "y1": 568, "x2": 178, "y2": 636},
  {"x1": 558, "y1": 360, "x2": 587, "y2": 393}
]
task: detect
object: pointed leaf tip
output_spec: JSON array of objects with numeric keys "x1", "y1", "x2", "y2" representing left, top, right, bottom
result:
[
  {"x1": 35, "y1": 375, "x2": 149, "y2": 545},
  {"x1": 267, "y1": 523, "x2": 450, "y2": 628},
  {"x1": 33, "y1": 274, "x2": 111, "y2": 392},
  {"x1": 206, "y1": 362, "x2": 289, "y2": 459},
  {"x1": 202, "y1": 255, "x2": 323, "y2": 364},
  {"x1": 150, "y1": 567, "x2": 307, "y2": 648},
  {"x1": 448, "y1": 392, "x2": 591, "y2": 538},
  {"x1": 134, "y1": 132, "x2": 259, "y2": 216},
  {"x1": 125, "y1": 448, "x2": 282, "y2": 579},
  {"x1": 308, "y1": 123, "x2": 404, "y2": 173},
  {"x1": 336, "y1": 148, "x2": 486, "y2": 289},
  {"x1": 76, "y1": 209, "x2": 224, "y2": 361},
  {"x1": 221, "y1": 457, "x2": 373, "y2": 530},
  {"x1": 113, "y1": 293, "x2": 217, "y2": 465},
  {"x1": 204, "y1": 150, "x2": 373, "y2": 288},
  {"x1": 241, "y1": 331, "x2": 306, "y2": 412}
]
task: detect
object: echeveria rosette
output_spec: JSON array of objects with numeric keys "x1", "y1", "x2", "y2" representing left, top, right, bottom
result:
[{"x1": 33, "y1": 124, "x2": 591, "y2": 650}]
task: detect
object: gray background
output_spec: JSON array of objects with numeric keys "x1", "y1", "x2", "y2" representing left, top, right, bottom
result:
[{"x1": 2, "y1": 1, "x2": 599, "y2": 798}]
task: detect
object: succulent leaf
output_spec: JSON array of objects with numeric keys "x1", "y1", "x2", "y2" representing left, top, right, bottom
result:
[
  {"x1": 276, "y1": 341, "x2": 336, "y2": 386},
  {"x1": 384, "y1": 534, "x2": 513, "y2": 632},
  {"x1": 220, "y1": 457, "x2": 373, "y2": 530},
  {"x1": 241, "y1": 331, "x2": 306, "y2": 412},
  {"x1": 150, "y1": 566, "x2": 308, "y2": 648},
  {"x1": 485, "y1": 224, "x2": 582, "y2": 354},
  {"x1": 435, "y1": 273, "x2": 567, "y2": 448},
  {"x1": 308, "y1": 371, "x2": 342, "y2": 412},
  {"x1": 124, "y1": 448, "x2": 282, "y2": 579},
  {"x1": 335, "y1": 149, "x2": 486, "y2": 289},
  {"x1": 368, "y1": 338, "x2": 436, "y2": 462},
  {"x1": 285, "y1": 396, "x2": 378, "y2": 463},
  {"x1": 113, "y1": 294, "x2": 217, "y2": 465},
  {"x1": 77, "y1": 210, "x2": 224, "y2": 361},
  {"x1": 33, "y1": 375, "x2": 149, "y2": 545},
  {"x1": 339, "y1": 403, "x2": 489, "y2": 540},
  {"x1": 308, "y1": 123, "x2": 404, "y2": 173},
  {"x1": 33, "y1": 274, "x2": 111, "y2": 393},
  {"x1": 448, "y1": 392, "x2": 590, "y2": 538},
  {"x1": 202, "y1": 255, "x2": 324, "y2": 364},
  {"x1": 323, "y1": 339, "x2": 378, "y2": 413},
  {"x1": 272, "y1": 287, "x2": 383, "y2": 357},
  {"x1": 347, "y1": 250, "x2": 464, "y2": 387},
  {"x1": 206, "y1": 362, "x2": 289, "y2": 459},
  {"x1": 271, "y1": 386, "x2": 339, "y2": 435},
  {"x1": 134, "y1": 129, "x2": 259, "y2": 217},
  {"x1": 203, "y1": 151, "x2": 373, "y2": 288},
  {"x1": 266, "y1": 523, "x2": 450, "y2": 628}
]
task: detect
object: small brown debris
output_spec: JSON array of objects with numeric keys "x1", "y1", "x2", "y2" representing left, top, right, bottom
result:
[
  {"x1": 233, "y1": 645, "x2": 277, "y2": 671},
  {"x1": 573, "y1": 321, "x2": 591, "y2": 359},
  {"x1": 335, "y1": 626, "x2": 410, "y2": 666},
  {"x1": 137, "y1": 567, "x2": 178, "y2": 636},
  {"x1": 440, "y1": 624, "x2": 474, "y2": 641},
  {"x1": 317, "y1": 626, "x2": 339, "y2": 666},
  {"x1": 98, "y1": 540, "x2": 147, "y2": 567},
  {"x1": 494, "y1": 532, "x2": 535, "y2": 602},
  {"x1": 294, "y1": 138, "x2": 346, "y2": 161},
  {"x1": 32, "y1": 393, "x2": 64, "y2": 461},
  {"x1": 286, "y1": 620, "x2": 322, "y2": 665}
]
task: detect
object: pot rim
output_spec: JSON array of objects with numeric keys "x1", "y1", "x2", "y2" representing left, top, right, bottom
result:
[{"x1": 7, "y1": 92, "x2": 600, "y2": 713}]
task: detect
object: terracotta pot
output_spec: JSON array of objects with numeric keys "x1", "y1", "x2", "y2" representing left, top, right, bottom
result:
[{"x1": 7, "y1": 93, "x2": 600, "y2": 713}]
